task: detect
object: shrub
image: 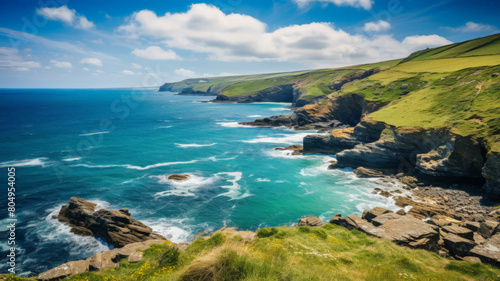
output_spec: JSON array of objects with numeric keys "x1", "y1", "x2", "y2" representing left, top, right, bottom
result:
[
  {"x1": 207, "y1": 233, "x2": 225, "y2": 247},
  {"x1": 158, "y1": 246, "x2": 180, "y2": 267},
  {"x1": 257, "y1": 227, "x2": 279, "y2": 238},
  {"x1": 312, "y1": 229, "x2": 328, "y2": 239},
  {"x1": 298, "y1": 226, "x2": 311, "y2": 233}
]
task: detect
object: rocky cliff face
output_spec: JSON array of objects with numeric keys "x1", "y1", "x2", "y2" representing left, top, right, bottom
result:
[
  {"x1": 215, "y1": 84, "x2": 295, "y2": 103},
  {"x1": 242, "y1": 93, "x2": 387, "y2": 130},
  {"x1": 334, "y1": 126, "x2": 487, "y2": 185}
]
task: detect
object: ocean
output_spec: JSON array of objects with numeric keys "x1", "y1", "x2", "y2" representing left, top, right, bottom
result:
[{"x1": 0, "y1": 88, "x2": 405, "y2": 276}]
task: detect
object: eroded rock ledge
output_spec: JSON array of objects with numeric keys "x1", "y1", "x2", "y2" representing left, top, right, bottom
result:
[
  {"x1": 57, "y1": 197, "x2": 165, "y2": 248},
  {"x1": 328, "y1": 202, "x2": 500, "y2": 266}
]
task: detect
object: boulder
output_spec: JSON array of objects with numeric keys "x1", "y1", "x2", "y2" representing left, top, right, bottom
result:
[
  {"x1": 330, "y1": 215, "x2": 377, "y2": 234},
  {"x1": 87, "y1": 251, "x2": 119, "y2": 271},
  {"x1": 128, "y1": 251, "x2": 143, "y2": 263},
  {"x1": 470, "y1": 233, "x2": 500, "y2": 266},
  {"x1": 168, "y1": 174, "x2": 189, "y2": 181},
  {"x1": 441, "y1": 225, "x2": 474, "y2": 240},
  {"x1": 427, "y1": 215, "x2": 461, "y2": 227},
  {"x1": 443, "y1": 232, "x2": 477, "y2": 256},
  {"x1": 371, "y1": 213, "x2": 402, "y2": 227},
  {"x1": 58, "y1": 197, "x2": 165, "y2": 248},
  {"x1": 478, "y1": 220, "x2": 499, "y2": 239},
  {"x1": 298, "y1": 216, "x2": 323, "y2": 227},
  {"x1": 374, "y1": 216, "x2": 440, "y2": 251},
  {"x1": 463, "y1": 221, "x2": 481, "y2": 232},
  {"x1": 361, "y1": 207, "x2": 393, "y2": 222},
  {"x1": 353, "y1": 167, "x2": 385, "y2": 178},
  {"x1": 37, "y1": 260, "x2": 89, "y2": 281}
]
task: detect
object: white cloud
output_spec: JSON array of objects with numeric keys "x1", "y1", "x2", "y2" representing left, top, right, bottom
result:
[
  {"x1": 119, "y1": 4, "x2": 450, "y2": 67},
  {"x1": 131, "y1": 63, "x2": 142, "y2": 69},
  {"x1": 363, "y1": 20, "x2": 391, "y2": 32},
  {"x1": 131, "y1": 46, "x2": 180, "y2": 60},
  {"x1": 121, "y1": 70, "x2": 135, "y2": 75},
  {"x1": 96, "y1": 70, "x2": 104, "y2": 73},
  {"x1": 91, "y1": 38, "x2": 104, "y2": 44},
  {"x1": 293, "y1": 0, "x2": 372, "y2": 10},
  {"x1": 83, "y1": 67, "x2": 90, "y2": 71},
  {"x1": 447, "y1": 21, "x2": 496, "y2": 33},
  {"x1": 174, "y1": 68, "x2": 195, "y2": 77},
  {"x1": 80, "y1": 57, "x2": 103, "y2": 67},
  {"x1": 50, "y1": 59, "x2": 72, "y2": 68},
  {"x1": 0, "y1": 47, "x2": 41, "y2": 71},
  {"x1": 37, "y1": 5, "x2": 95, "y2": 29},
  {"x1": 402, "y1": 35, "x2": 452, "y2": 50}
]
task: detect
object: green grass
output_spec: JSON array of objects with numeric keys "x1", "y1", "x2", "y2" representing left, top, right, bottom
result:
[{"x1": 51, "y1": 225, "x2": 500, "y2": 281}]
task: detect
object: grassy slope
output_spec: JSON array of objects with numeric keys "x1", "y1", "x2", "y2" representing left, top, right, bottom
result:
[
  {"x1": 334, "y1": 34, "x2": 500, "y2": 154},
  {"x1": 15, "y1": 225, "x2": 500, "y2": 281}
]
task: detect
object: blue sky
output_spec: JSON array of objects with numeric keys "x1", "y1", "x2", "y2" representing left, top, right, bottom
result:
[{"x1": 0, "y1": 0, "x2": 498, "y2": 88}]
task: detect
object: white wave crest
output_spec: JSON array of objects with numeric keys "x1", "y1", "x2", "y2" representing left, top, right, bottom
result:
[
  {"x1": 153, "y1": 173, "x2": 217, "y2": 197},
  {"x1": 216, "y1": 122, "x2": 255, "y2": 128},
  {"x1": 247, "y1": 115, "x2": 262, "y2": 118},
  {"x1": 73, "y1": 159, "x2": 198, "y2": 170},
  {"x1": 79, "y1": 131, "x2": 109, "y2": 137},
  {"x1": 243, "y1": 132, "x2": 311, "y2": 144},
  {"x1": 216, "y1": 172, "x2": 252, "y2": 200},
  {"x1": 0, "y1": 158, "x2": 49, "y2": 168},
  {"x1": 176, "y1": 143, "x2": 217, "y2": 148},
  {"x1": 62, "y1": 157, "x2": 81, "y2": 162}
]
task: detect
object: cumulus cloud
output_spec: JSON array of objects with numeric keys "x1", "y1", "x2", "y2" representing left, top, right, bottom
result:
[
  {"x1": 131, "y1": 63, "x2": 142, "y2": 69},
  {"x1": 293, "y1": 0, "x2": 372, "y2": 10},
  {"x1": 121, "y1": 70, "x2": 135, "y2": 75},
  {"x1": 0, "y1": 47, "x2": 41, "y2": 71},
  {"x1": 80, "y1": 57, "x2": 103, "y2": 67},
  {"x1": 37, "y1": 6, "x2": 95, "y2": 29},
  {"x1": 119, "y1": 4, "x2": 451, "y2": 67},
  {"x1": 131, "y1": 46, "x2": 180, "y2": 60},
  {"x1": 174, "y1": 68, "x2": 195, "y2": 76},
  {"x1": 446, "y1": 21, "x2": 496, "y2": 33},
  {"x1": 50, "y1": 59, "x2": 72, "y2": 68},
  {"x1": 363, "y1": 20, "x2": 391, "y2": 32},
  {"x1": 402, "y1": 35, "x2": 452, "y2": 50}
]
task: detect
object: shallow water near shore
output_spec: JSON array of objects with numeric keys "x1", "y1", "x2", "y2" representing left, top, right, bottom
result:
[{"x1": 0, "y1": 88, "x2": 406, "y2": 275}]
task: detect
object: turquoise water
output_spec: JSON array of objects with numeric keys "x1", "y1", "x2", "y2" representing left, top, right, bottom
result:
[{"x1": 0, "y1": 88, "x2": 403, "y2": 275}]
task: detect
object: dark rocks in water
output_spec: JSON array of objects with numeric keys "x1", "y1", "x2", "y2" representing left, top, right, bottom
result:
[
  {"x1": 303, "y1": 128, "x2": 360, "y2": 154},
  {"x1": 168, "y1": 174, "x2": 189, "y2": 181},
  {"x1": 353, "y1": 167, "x2": 385, "y2": 178},
  {"x1": 275, "y1": 144, "x2": 303, "y2": 155},
  {"x1": 57, "y1": 197, "x2": 165, "y2": 248},
  {"x1": 298, "y1": 216, "x2": 323, "y2": 227}
]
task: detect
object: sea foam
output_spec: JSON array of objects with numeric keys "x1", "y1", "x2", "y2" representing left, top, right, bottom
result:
[{"x1": 0, "y1": 157, "x2": 49, "y2": 168}]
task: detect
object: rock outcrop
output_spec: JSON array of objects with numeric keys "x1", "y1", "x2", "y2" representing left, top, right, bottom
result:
[
  {"x1": 168, "y1": 174, "x2": 189, "y2": 181},
  {"x1": 331, "y1": 205, "x2": 500, "y2": 265},
  {"x1": 37, "y1": 240, "x2": 166, "y2": 281},
  {"x1": 242, "y1": 94, "x2": 387, "y2": 130},
  {"x1": 275, "y1": 144, "x2": 303, "y2": 155},
  {"x1": 216, "y1": 84, "x2": 295, "y2": 103},
  {"x1": 298, "y1": 216, "x2": 324, "y2": 227},
  {"x1": 57, "y1": 197, "x2": 165, "y2": 248}
]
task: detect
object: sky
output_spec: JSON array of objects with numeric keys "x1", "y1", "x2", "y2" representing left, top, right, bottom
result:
[{"x1": 0, "y1": 0, "x2": 499, "y2": 88}]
